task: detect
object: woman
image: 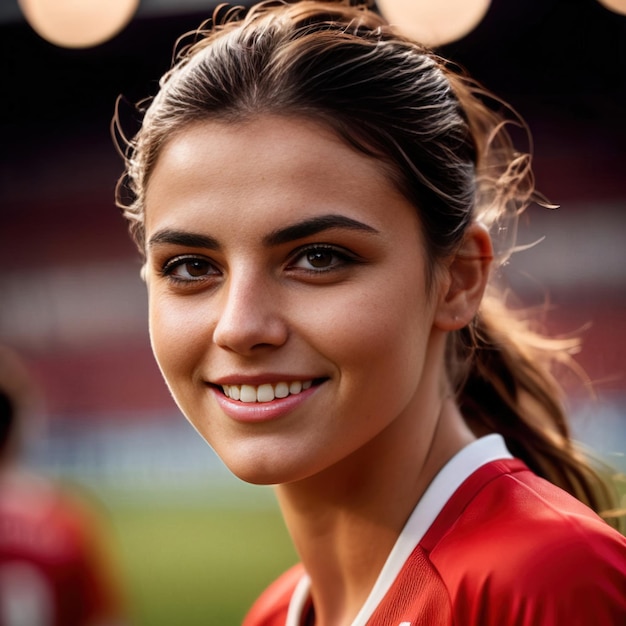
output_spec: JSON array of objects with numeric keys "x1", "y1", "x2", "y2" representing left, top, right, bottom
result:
[{"x1": 113, "y1": 1, "x2": 626, "y2": 624}]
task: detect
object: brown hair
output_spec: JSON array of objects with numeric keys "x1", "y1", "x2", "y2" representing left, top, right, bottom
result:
[{"x1": 113, "y1": 0, "x2": 623, "y2": 527}]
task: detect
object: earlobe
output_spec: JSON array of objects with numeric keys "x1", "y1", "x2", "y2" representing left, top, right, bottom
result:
[{"x1": 434, "y1": 223, "x2": 493, "y2": 331}]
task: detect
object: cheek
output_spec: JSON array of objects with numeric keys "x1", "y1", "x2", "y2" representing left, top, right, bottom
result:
[
  {"x1": 148, "y1": 294, "x2": 208, "y2": 386},
  {"x1": 310, "y1": 279, "x2": 433, "y2": 382}
]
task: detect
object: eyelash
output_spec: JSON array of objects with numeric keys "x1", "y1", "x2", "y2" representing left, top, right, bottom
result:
[
  {"x1": 286, "y1": 244, "x2": 357, "y2": 273},
  {"x1": 161, "y1": 255, "x2": 219, "y2": 283},
  {"x1": 159, "y1": 244, "x2": 358, "y2": 285}
]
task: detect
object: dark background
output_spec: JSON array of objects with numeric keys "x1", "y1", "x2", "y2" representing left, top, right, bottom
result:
[{"x1": 1, "y1": 0, "x2": 625, "y2": 460}]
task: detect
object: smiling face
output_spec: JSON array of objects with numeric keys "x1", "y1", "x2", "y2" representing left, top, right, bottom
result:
[{"x1": 143, "y1": 115, "x2": 455, "y2": 485}]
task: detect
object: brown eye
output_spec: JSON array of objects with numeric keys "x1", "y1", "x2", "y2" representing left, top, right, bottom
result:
[
  {"x1": 183, "y1": 259, "x2": 211, "y2": 277},
  {"x1": 162, "y1": 256, "x2": 218, "y2": 281},
  {"x1": 306, "y1": 249, "x2": 335, "y2": 268},
  {"x1": 290, "y1": 245, "x2": 351, "y2": 272}
]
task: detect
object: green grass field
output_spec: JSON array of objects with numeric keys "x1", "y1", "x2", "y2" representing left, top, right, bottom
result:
[{"x1": 99, "y1": 488, "x2": 298, "y2": 626}]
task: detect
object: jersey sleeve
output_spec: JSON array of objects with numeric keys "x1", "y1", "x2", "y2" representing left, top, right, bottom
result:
[
  {"x1": 459, "y1": 525, "x2": 626, "y2": 625},
  {"x1": 441, "y1": 468, "x2": 626, "y2": 625}
]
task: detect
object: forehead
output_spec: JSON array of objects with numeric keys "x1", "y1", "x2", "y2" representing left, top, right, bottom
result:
[
  {"x1": 150, "y1": 114, "x2": 388, "y2": 186},
  {"x1": 144, "y1": 114, "x2": 421, "y2": 238}
]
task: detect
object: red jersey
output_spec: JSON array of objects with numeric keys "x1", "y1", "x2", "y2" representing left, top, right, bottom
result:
[
  {"x1": 0, "y1": 471, "x2": 126, "y2": 626},
  {"x1": 243, "y1": 435, "x2": 626, "y2": 626}
]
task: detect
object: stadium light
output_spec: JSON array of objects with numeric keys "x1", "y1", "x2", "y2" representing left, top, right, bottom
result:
[
  {"x1": 596, "y1": 0, "x2": 626, "y2": 15},
  {"x1": 376, "y1": 0, "x2": 492, "y2": 47},
  {"x1": 19, "y1": 0, "x2": 139, "y2": 48}
]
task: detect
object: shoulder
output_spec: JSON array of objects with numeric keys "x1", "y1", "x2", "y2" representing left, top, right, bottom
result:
[
  {"x1": 425, "y1": 459, "x2": 626, "y2": 623},
  {"x1": 242, "y1": 564, "x2": 305, "y2": 626},
  {"x1": 425, "y1": 458, "x2": 626, "y2": 556}
]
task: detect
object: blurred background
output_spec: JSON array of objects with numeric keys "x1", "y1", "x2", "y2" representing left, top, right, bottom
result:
[{"x1": 0, "y1": 0, "x2": 625, "y2": 624}]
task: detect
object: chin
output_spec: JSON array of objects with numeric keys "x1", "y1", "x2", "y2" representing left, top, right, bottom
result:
[
  {"x1": 220, "y1": 450, "x2": 317, "y2": 487},
  {"x1": 226, "y1": 460, "x2": 296, "y2": 487}
]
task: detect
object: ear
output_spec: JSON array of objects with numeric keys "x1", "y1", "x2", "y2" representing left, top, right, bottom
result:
[{"x1": 434, "y1": 223, "x2": 493, "y2": 331}]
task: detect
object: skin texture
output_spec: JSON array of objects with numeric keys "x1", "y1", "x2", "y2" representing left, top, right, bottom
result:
[{"x1": 143, "y1": 115, "x2": 492, "y2": 625}]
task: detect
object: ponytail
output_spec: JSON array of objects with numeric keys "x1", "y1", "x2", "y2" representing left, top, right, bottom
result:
[{"x1": 450, "y1": 291, "x2": 624, "y2": 531}]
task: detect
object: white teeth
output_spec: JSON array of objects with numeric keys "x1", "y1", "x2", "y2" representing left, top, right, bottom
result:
[
  {"x1": 274, "y1": 382, "x2": 289, "y2": 398},
  {"x1": 256, "y1": 384, "x2": 274, "y2": 403},
  {"x1": 240, "y1": 385, "x2": 257, "y2": 403},
  {"x1": 289, "y1": 381, "x2": 302, "y2": 394},
  {"x1": 221, "y1": 380, "x2": 315, "y2": 403}
]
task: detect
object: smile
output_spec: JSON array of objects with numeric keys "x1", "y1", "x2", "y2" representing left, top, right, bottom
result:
[{"x1": 221, "y1": 380, "x2": 314, "y2": 403}]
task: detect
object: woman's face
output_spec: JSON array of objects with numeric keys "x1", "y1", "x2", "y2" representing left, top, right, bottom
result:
[{"x1": 144, "y1": 115, "x2": 450, "y2": 485}]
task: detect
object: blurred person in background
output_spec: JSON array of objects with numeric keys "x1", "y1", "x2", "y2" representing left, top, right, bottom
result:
[
  {"x1": 0, "y1": 345, "x2": 129, "y2": 626},
  {"x1": 113, "y1": 1, "x2": 626, "y2": 624}
]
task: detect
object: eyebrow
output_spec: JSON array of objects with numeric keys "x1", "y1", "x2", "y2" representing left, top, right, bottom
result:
[
  {"x1": 148, "y1": 214, "x2": 379, "y2": 251},
  {"x1": 148, "y1": 230, "x2": 221, "y2": 250},
  {"x1": 263, "y1": 214, "x2": 379, "y2": 246}
]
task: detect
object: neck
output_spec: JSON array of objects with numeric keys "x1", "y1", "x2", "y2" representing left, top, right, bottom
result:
[{"x1": 274, "y1": 396, "x2": 475, "y2": 626}]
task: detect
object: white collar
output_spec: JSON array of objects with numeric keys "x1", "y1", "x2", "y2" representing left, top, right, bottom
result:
[{"x1": 286, "y1": 434, "x2": 513, "y2": 626}]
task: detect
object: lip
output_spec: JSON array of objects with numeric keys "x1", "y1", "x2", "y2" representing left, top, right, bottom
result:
[{"x1": 209, "y1": 380, "x2": 322, "y2": 423}]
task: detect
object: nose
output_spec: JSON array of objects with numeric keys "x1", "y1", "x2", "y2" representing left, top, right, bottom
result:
[{"x1": 212, "y1": 269, "x2": 289, "y2": 355}]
